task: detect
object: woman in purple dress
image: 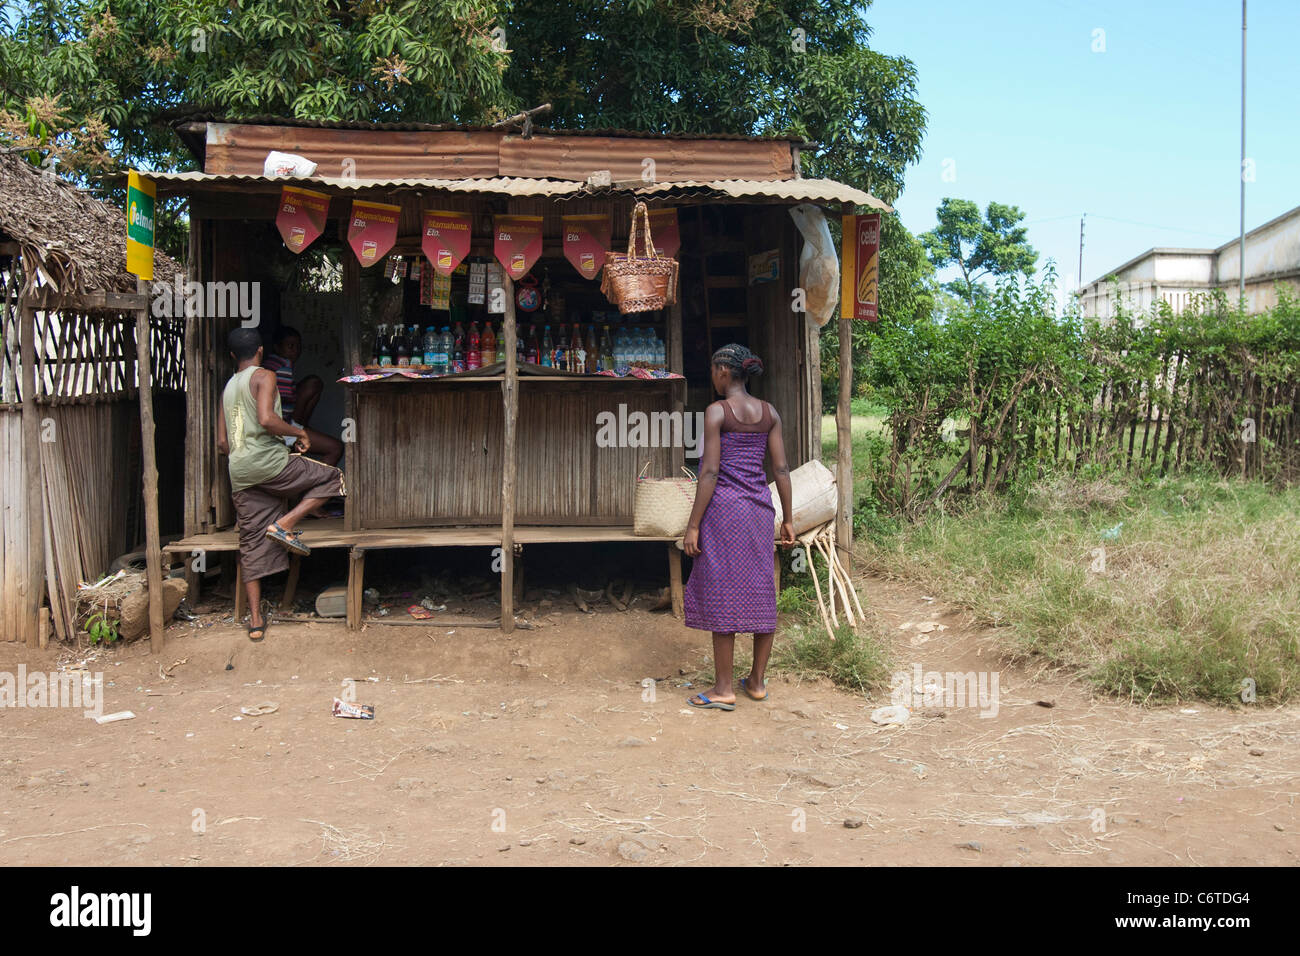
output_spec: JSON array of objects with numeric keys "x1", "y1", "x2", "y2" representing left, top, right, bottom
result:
[{"x1": 684, "y1": 345, "x2": 795, "y2": 710}]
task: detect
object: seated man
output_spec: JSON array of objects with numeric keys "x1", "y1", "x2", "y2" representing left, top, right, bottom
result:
[
  {"x1": 263, "y1": 326, "x2": 343, "y2": 466},
  {"x1": 217, "y1": 328, "x2": 346, "y2": 642}
]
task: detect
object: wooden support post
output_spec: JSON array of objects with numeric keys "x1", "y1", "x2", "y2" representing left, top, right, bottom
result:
[
  {"x1": 233, "y1": 562, "x2": 246, "y2": 622},
  {"x1": 512, "y1": 544, "x2": 525, "y2": 606},
  {"x1": 668, "y1": 300, "x2": 686, "y2": 473},
  {"x1": 184, "y1": 561, "x2": 202, "y2": 604},
  {"x1": 183, "y1": 288, "x2": 199, "y2": 538},
  {"x1": 500, "y1": 275, "x2": 518, "y2": 633},
  {"x1": 347, "y1": 548, "x2": 365, "y2": 631},
  {"x1": 668, "y1": 544, "x2": 684, "y2": 619},
  {"x1": 835, "y1": 314, "x2": 853, "y2": 573},
  {"x1": 135, "y1": 279, "x2": 166, "y2": 653},
  {"x1": 19, "y1": 299, "x2": 44, "y2": 648},
  {"x1": 279, "y1": 553, "x2": 301, "y2": 612},
  {"x1": 342, "y1": 250, "x2": 361, "y2": 532}
]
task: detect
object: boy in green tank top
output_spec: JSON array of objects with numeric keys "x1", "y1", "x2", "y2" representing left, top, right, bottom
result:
[{"x1": 217, "y1": 328, "x2": 345, "y2": 641}]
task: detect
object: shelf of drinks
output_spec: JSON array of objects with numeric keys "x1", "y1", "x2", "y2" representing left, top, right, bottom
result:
[{"x1": 341, "y1": 363, "x2": 682, "y2": 387}]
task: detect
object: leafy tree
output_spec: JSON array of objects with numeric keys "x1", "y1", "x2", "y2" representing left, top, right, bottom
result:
[
  {"x1": 2, "y1": 1, "x2": 925, "y2": 204},
  {"x1": 0, "y1": 0, "x2": 514, "y2": 174},
  {"x1": 505, "y1": 0, "x2": 925, "y2": 202},
  {"x1": 919, "y1": 198, "x2": 1038, "y2": 306},
  {"x1": 821, "y1": 213, "x2": 936, "y2": 409}
]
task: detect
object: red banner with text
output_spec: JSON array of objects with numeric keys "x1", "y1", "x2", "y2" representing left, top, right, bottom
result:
[
  {"x1": 276, "y1": 185, "x2": 331, "y2": 255},
  {"x1": 562, "y1": 214, "x2": 611, "y2": 279},
  {"x1": 494, "y1": 215, "x2": 544, "y2": 280},
  {"x1": 347, "y1": 199, "x2": 400, "y2": 267},
  {"x1": 422, "y1": 210, "x2": 473, "y2": 276}
]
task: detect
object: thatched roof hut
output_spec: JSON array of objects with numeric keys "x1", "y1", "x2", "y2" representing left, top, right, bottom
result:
[
  {"x1": 0, "y1": 153, "x2": 181, "y2": 297},
  {"x1": 1, "y1": 153, "x2": 187, "y2": 652}
]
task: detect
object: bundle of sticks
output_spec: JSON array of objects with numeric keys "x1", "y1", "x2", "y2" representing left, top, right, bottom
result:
[{"x1": 795, "y1": 521, "x2": 864, "y2": 639}]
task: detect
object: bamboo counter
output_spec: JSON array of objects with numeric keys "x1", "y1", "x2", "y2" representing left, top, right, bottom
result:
[{"x1": 342, "y1": 369, "x2": 688, "y2": 530}]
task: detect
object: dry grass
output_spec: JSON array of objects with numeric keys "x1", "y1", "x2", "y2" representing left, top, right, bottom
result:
[{"x1": 864, "y1": 474, "x2": 1300, "y2": 704}]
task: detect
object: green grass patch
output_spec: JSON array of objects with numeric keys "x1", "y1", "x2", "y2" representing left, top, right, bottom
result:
[
  {"x1": 864, "y1": 471, "x2": 1300, "y2": 705},
  {"x1": 691, "y1": 558, "x2": 893, "y2": 696}
]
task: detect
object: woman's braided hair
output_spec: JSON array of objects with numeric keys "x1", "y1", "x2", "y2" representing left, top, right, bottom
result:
[{"x1": 711, "y1": 343, "x2": 764, "y2": 382}]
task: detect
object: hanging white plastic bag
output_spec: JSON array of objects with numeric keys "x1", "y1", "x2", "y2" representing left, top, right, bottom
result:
[
  {"x1": 788, "y1": 203, "x2": 840, "y2": 327},
  {"x1": 263, "y1": 150, "x2": 318, "y2": 178}
]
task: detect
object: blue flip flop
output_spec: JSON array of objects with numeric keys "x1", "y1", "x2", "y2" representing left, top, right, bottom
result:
[
  {"x1": 740, "y1": 677, "x2": 769, "y2": 702},
  {"x1": 687, "y1": 692, "x2": 736, "y2": 711}
]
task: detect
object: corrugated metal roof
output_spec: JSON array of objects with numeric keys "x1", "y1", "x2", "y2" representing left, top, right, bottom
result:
[
  {"x1": 148, "y1": 171, "x2": 585, "y2": 196},
  {"x1": 143, "y1": 171, "x2": 889, "y2": 209},
  {"x1": 634, "y1": 178, "x2": 891, "y2": 210},
  {"x1": 174, "y1": 113, "x2": 806, "y2": 143}
]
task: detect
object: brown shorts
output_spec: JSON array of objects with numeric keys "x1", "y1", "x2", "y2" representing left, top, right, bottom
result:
[{"x1": 231, "y1": 454, "x2": 346, "y2": 582}]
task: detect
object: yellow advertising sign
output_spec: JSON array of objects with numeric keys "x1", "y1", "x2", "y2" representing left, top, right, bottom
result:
[
  {"x1": 840, "y1": 213, "x2": 880, "y2": 321},
  {"x1": 126, "y1": 171, "x2": 156, "y2": 281}
]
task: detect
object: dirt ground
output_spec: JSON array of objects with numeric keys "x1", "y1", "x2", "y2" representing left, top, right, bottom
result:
[{"x1": 2, "y1": 575, "x2": 1296, "y2": 866}]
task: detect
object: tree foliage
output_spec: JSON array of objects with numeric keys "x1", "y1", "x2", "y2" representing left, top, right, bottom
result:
[
  {"x1": 0, "y1": 0, "x2": 514, "y2": 173},
  {"x1": 919, "y1": 197, "x2": 1038, "y2": 306},
  {"x1": 821, "y1": 212, "x2": 936, "y2": 409},
  {"x1": 506, "y1": 0, "x2": 925, "y2": 201},
  {"x1": 863, "y1": 278, "x2": 1300, "y2": 516},
  {"x1": 1, "y1": 0, "x2": 925, "y2": 204}
]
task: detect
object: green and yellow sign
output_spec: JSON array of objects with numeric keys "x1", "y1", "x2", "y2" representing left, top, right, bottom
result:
[{"x1": 126, "y1": 171, "x2": 156, "y2": 280}]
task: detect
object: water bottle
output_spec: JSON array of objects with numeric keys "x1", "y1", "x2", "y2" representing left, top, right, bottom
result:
[
  {"x1": 438, "y1": 326, "x2": 452, "y2": 374},
  {"x1": 423, "y1": 327, "x2": 437, "y2": 367}
]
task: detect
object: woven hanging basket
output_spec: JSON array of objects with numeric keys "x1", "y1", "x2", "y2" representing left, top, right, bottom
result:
[
  {"x1": 632, "y1": 461, "x2": 697, "y2": 537},
  {"x1": 601, "y1": 201, "x2": 679, "y2": 314}
]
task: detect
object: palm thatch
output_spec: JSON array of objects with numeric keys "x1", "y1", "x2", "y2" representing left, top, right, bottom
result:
[{"x1": 0, "y1": 153, "x2": 181, "y2": 299}]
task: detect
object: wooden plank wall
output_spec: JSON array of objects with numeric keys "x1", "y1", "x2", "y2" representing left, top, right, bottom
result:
[
  {"x1": 515, "y1": 381, "x2": 678, "y2": 523},
  {"x1": 744, "y1": 205, "x2": 813, "y2": 470},
  {"x1": 1, "y1": 400, "x2": 160, "y2": 642},
  {"x1": 0, "y1": 408, "x2": 26, "y2": 641},
  {"x1": 38, "y1": 403, "x2": 134, "y2": 639},
  {"x1": 353, "y1": 381, "x2": 677, "y2": 527},
  {"x1": 0, "y1": 305, "x2": 187, "y2": 642},
  {"x1": 355, "y1": 385, "x2": 504, "y2": 527}
]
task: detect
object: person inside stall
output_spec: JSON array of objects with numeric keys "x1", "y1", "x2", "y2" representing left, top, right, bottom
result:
[
  {"x1": 263, "y1": 326, "x2": 343, "y2": 466},
  {"x1": 217, "y1": 328, "x2": 346, "y2": 642}
]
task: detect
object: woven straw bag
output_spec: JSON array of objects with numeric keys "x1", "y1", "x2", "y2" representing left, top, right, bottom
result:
[
  {"x1": 633, "y1": 461, "x2": 696, "y2": 537},
  {"x1": 601, "y1": 201, "x2": 679, "y2": 314}
]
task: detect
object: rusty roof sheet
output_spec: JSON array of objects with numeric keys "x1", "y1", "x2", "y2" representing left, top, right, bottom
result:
[
  {"x1": 147, "y1": 172, "x2": 585, "y2": 197},
  {"x1": 174, "y1": 113, "x2": 806, "y2": 142},
  {"x1": 142, "y1": 171, "x2": 889, "y2": 209}
]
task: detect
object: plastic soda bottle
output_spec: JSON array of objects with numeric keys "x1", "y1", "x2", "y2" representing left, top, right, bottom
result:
[{"x1": 423, "y1": 327, "x2": 437, "y2": 367}]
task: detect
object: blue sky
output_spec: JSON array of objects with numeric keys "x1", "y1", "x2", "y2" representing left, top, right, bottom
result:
[{"x1": 865, "y1": 0, "x2": 1299, "y2": 293}]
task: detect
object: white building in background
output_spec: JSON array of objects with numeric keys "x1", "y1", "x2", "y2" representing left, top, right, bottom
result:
[{"x1": 1078, "y1": 204, "x2": 1300, "y2": 320}]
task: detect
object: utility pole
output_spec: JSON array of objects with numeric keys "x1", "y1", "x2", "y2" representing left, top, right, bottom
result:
[
  {"x1": 1077, "y1": 213, "x2": 1085, "y2": 299},
  {"x1": 1239, "y1": 0, "x2": 1247, "y2": 306}
]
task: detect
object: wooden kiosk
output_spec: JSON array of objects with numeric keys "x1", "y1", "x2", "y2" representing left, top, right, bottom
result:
[{"x1": 159, "y1": 118, "x2": 888, "y2": 632}]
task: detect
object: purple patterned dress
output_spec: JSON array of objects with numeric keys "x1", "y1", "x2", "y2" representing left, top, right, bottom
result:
[{"x1": 683, "y1": 399, "x2": 777, "y2": 633}]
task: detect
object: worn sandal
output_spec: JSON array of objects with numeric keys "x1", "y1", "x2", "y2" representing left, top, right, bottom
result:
[
  {"x1": 740, "y1": 677, "x2": 769, "y2": 701},
  {"x1": 248, "y1": 621, "x2": 267, "y2": 642},
  {"x1": 687, "y1": 693, "x2": 736, "y2": 711},
  {"x1": 265, "y1": 522, "x2": 310, "y2": 555}
]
